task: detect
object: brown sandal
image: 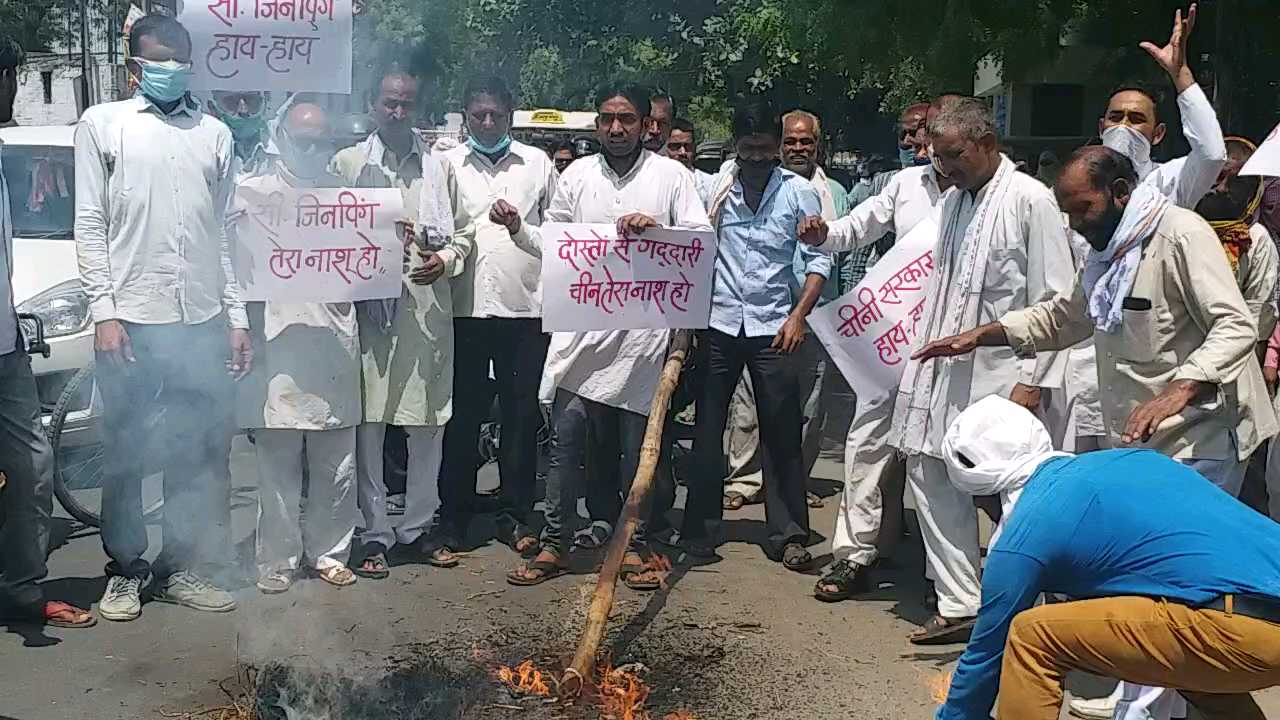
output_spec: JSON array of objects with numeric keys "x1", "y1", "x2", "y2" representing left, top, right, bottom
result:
[
  {"x1": 909, "y1": 614, "x2": 976, "y2": 645},
  {"x1": 506, "y1": 550, "x2": 567, "y2": 587}
]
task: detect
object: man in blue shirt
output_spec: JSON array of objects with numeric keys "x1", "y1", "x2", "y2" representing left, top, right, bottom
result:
[
  {"x1": 683, "y1": 100, "x2": 831, "y2": 568},
  {"x1": 935, "y1": 395, "x2": 1280, "y2": 720}
]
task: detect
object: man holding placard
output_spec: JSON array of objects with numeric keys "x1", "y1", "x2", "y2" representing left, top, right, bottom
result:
[
  {"x1": 331, "y1": 62, "x2": 476, "y2": 579},
  {"x1": 234, "y1": 101, "x2": 362, "y2": 593},
  {"x1": 493, "y1": 82, "x2": 710, "y2": 589},
  {"x1": 76, "y1": 15, "x2": 249, "y2": 621},
  {"x1": 686, "y1": 101, "x2": 831, "y2": 570}
]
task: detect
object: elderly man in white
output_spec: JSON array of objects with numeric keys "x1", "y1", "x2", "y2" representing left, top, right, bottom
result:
[{"x1": 803, "y1": 97, "x2": 1075, "y2": 644}]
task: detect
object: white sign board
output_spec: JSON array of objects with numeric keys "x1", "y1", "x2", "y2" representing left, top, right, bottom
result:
[
  {"x1": 177, "y1": 0, "x2": 353, "y2": 93},
  {"x1": 540, "y1": 223, "x2": 716, "y2": 332},
  {"x1": 809, "y1": 219, "x2": 939, "y2": 405},
  {"x1": 233, "y1": 187, "x2": 404, "y2": 302},
  {"x1": 1242, "y1": 123, "x2": 1280, "y2": 178}
]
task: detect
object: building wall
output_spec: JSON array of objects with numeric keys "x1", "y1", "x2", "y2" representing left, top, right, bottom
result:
[{"x1": 11, "y1": 60, "x2": 126, "y2": 127}]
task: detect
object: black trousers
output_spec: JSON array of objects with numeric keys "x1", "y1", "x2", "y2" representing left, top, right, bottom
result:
[
  {"x1": 0, "y1": 349, "x2": 55, "y2": 611},
  {"x1": 684, "y1": 329, "x2": 810, "y2": 556},
  {"x1": 439, "y1": 317, "x2": 548, "y2": 537},
  {"x1": 96, "y1": 319, "x2": 233, "y2": 580}
]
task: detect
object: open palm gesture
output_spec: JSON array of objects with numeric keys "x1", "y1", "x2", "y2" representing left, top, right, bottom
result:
[{"x1": 1140, "y1": 4, "x2": 1197, "y2": 88}]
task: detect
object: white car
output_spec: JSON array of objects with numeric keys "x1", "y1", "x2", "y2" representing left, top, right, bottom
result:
[{"x1": 2, "y1": 125, "x2": 100, "y2": 467}]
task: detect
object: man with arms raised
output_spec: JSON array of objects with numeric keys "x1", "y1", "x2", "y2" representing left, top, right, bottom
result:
[{"x1": 492, "y1": 83, "x2": 709, "y2": 590}]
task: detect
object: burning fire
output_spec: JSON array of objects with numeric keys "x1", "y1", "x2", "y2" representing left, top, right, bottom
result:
[
  {"x1": 600, "y1": 664, "x2": 651, "y2": 720},
  {"x1": 495, "y1": 660, "x2": 552, "y2": 697},
  {"x1": 925, "y1": 670, "x2": 953, "y2": 704}
]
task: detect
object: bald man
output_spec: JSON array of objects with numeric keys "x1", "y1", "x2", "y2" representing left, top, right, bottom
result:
[{"x1": 233, "y1": 102, "x2": 365, "y2": 593}]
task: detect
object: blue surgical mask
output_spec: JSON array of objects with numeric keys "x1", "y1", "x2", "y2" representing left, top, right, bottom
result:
[
  {"x1": 468, "y1": 133, "x2": 512, "y2": 156},
  {"x1": 898, "y1": 146, "x2": 916, "y2": 168},
  {"x1": 136, "y1": 59, "x2": 192, "y2": 103}
]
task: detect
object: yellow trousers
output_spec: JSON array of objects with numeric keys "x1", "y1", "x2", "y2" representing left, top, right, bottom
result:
[{"x1": 1000, "y1": 596, "x2": 1280, "y2": 720}]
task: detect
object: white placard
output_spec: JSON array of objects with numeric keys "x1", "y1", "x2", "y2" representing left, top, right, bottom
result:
[
  {"x1": 1242, "y1": 123, "x2": 1280, "y2": 178},
  {"x1": 809, "y1": 219, "x2": 939, "y2": 405},
  {"x1": 541, "y1": 223, "x2": 716, "y2": 332},
  {"x1": 233, "y1": 187, "x2": 403, "y2": 302},
  {"x1": 177, "y1": 0, "x2": 353, "y2": 93}
]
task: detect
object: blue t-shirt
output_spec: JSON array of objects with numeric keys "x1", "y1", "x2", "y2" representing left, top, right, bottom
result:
[{"x1": 940, "y1": 449, "x2": 1280, "y2": 720}]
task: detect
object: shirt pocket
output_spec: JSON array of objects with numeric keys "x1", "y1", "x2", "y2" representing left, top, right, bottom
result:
[
  {"x1": 983, "y1": 248, "x2": 1023, "y2": 303},
  {"x1": 1116, "y1": 306, "x2": 1162, "y2": 364}
]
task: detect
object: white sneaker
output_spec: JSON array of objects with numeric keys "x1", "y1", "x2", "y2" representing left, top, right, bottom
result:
[
  {"x1": 1069, "y1": 695, "x2": 1118, "y2": 719},
  {"x1": 98, "y1": 575, "x2": 143, "y2": 622},
  {"x1": 151, "y1": 571, "x2": 237, "y2": 613}
]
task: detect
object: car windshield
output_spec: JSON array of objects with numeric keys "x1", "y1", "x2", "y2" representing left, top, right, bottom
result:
[{"x1": 1, "y1": 145, "x2": 75, "y2": 240}]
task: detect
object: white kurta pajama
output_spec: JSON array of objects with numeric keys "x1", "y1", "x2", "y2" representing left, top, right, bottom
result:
[
  {"x1": 819, "y1": 164, "x2": 950, "y2": 567},
  {"x1": 330, "y1": 133, "x2": 476, "y2": 550},
  {"x1": 234, "y1": 169, "x2": 362, "y2": 576},
  {"x1": 891, "y1": 157, "x2": 1074, "y2": 619}
]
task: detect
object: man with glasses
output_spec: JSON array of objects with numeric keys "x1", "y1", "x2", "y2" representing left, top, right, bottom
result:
[
  {"x1": 76, "y1": 14, "x2": 250, "y2": 621},
  {"x1": 0, "y1": 33, "x2": 96, "y2": 630}
]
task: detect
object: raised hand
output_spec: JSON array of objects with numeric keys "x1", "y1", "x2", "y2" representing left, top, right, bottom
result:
[{"x1": 1140, "y1": 4, "x2": 1197, "y2": 91}]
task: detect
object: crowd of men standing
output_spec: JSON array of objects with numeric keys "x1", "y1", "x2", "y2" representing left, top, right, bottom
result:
[{"x1": 4, "y1": 4, "x2": 1280, "y2": 718}]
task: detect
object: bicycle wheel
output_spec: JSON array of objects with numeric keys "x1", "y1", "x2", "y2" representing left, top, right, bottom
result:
[{"x1": 46, "y1": 362, "x2": 164, "y2": 527}]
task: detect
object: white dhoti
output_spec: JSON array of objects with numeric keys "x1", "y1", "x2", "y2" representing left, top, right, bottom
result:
[
  {"x1": 255, "y1": 428, "x2": 357, "y2": 575},
  {"x1": 830, "y1": 395, "x2": 906, "y2": 566},
  {"x1": 357, "y1": 422, "x2": 444, "y2": 549},
  {"x1": 905, "y1": 454, "x2": 981, "y2": 617}
]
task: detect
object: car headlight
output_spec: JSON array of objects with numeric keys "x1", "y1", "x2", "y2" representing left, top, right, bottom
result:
[{"x1": 17, "y1": 279, "x2": 91, "y2": 339}]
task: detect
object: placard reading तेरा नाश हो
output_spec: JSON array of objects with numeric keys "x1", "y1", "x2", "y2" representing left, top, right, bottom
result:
[
  {"x1": 178, "y1": 0, "x2": 353, "y2": 93},
  {"x1": 232, "y1": 187, "x2": 405, "y2": 302},
  {"x1": 808, "y1": 218, "x2": 938, "y2": 406},
  {"x1": 540, "y1": 223, "x2": 717, "y2": 332}
]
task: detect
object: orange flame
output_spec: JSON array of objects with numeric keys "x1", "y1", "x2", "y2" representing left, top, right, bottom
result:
[
  {"x1": 925, "y1": 670, "x2": 953, "y2": 704},
  {"x1": 494, "y1": 660, "x2": 552, "y2": 697},
  {"x1": 600, "y1": 665, "x2": 651, "y2": 720}
]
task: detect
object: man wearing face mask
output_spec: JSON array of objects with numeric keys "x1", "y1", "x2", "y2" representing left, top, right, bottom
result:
[
  {"x1": 797, "y1": 96, "x2": 959, "y2": 604},
  {"x1": 75, "y1": 14, "x2": 250, "y2": 621},
  {"x1": 721, "y1": 109, "x2": 846, "y2": 513},
  {"x1": 1099, "y1": 5, "x2": 1225, "y2": 212},
  {"x1": 932, "y1": 395, "x2": 1280, "y2": 720},
  {"x1": 330, "y1": 62, "x2": 476, "y2": 580},
  {"x1": 437, "y1": 76, "x2": 558, "y2": 562},
  {"x1": 897, "y1": 102, "x2": 929, "y2": 169},
  {"x1": 233, "y1": 101, "x2": 362, "y2": 593},
  {"x1": 684, "y1": 100, "x2": 830, "y2": 570},
  {"x1": 208, "y1": 90, "x2": 270, "y2": 179}
]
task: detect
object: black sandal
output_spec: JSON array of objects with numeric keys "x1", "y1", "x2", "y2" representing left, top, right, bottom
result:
[
  {"x1": 722, "y1": 491, "x2": 747, "y2": 510},
  {"x1": 573, "y1": 522, "x2": 611, "y2": 550},
  {"x1": 506, "y1": 552, "x2": 568, "y2": 587},
  {"x1": 909, "y1": 614, "x2": 976, "y2": 645},
  {"x1": 782, "y1": 543, "x2": 813, "y2": 572},
  {"x1": 813, "y1": 560, "x2": 872, "y2": 602},
  {"x1": 352, "y1": 552, "x2": 389, "y2": 580}
]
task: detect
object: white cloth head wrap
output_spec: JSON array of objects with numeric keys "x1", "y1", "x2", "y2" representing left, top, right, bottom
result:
[{"x1": 941, "y1": 395, "x2": 1070, "y2": 545}]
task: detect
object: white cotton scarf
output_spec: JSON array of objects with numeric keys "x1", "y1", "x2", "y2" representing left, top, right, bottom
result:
[
  {"x1": 941, "y1": 394, "x2": 1069, "y2": 546},
  {"x1": 1082, "y1": 182, "x2": 1170, "y2": 333},
  {"x1": 898, "y1": 155, "x2": 1018, "y2": 417},
  {"x1": 808, "y1": 165, "x2": 838, "y2": 221},
  {"x1": 1101, "y1": 124, "x2": 1156, "y2": 181}
]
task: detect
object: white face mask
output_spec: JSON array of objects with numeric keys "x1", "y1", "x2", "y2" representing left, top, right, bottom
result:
[{"x1": 1101, "y1": 124, "x2": 1154, "y2": 179}]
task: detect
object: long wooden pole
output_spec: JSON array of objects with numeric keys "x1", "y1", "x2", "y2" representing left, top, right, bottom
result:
[{"x1": 560, "y1": 330, "x2": 692, "y2": 697}]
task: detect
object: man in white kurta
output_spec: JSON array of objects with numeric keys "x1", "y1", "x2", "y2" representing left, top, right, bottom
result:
[
  {"x1": 800, "y1": 100, "x2": 955, "y2": 601},
  {"x1": 887, "y1": 99, "x2": 1074, "y2": 644},
  {"x1": 329, "y1": 68, "x2": 476, "y2": 575},
  {"x1": 235, "y1": 104, "x2": 361, "y2": 592},
  {"x1": 492, "y1": 86, "x2": 710, "y2": 587}
]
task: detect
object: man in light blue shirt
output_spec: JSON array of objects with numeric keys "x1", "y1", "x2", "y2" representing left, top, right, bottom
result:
[{"x1": 682, "y1": 100, "x2": 830, "y2": 568}]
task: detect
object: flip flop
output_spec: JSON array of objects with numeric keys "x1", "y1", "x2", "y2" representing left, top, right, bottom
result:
[
  {"x1": 722, "y1": 491, "x2": 747, "y2": 511},
  {"x1": 620, "y1": 559, "x2": 663, "y2": 592},
  {"x1": 427, "y1": 546, "x2": 460, "y2": 569},
  {"x1": 352, "y1": 553, "x2": 390, "y2": 579},
  {"x1": 317, "y1": 566, "x2": 357, "y2": 587},
  {"x1": 806, "y1": 491, "x2": 825, "y2": 508},
  {"x1": 909, "y1": 614, "x2": 976, "y2": 645},
  {"x1": 3, "y1": 601, "x2": 98, "y2": 629},
  {"x1": 782, "y1": 543, "x2": 814, "y2": 572},
  {"x1": 506, "y1": 558, "x2": 568, "y2": 587}
]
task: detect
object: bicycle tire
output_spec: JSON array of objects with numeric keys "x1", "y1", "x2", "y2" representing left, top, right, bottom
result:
[
  {"x1": 46, "y1": 363, "x2": 165, "y2": 527},
  {"x1": 47, "y1": 363, "x2": 103, "y2": 527}
]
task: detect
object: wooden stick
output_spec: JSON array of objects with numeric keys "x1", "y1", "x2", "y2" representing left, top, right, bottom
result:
[{"x1": 560, "y1": 330, "x2": 692, "y2": 697}]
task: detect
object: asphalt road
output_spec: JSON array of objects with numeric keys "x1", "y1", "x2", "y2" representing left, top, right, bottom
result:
[{"x1": 2, "y1": 439, "x2": 1278, "y2": 719}]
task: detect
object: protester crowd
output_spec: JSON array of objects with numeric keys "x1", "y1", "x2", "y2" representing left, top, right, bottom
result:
[{"x1": 5, "y1": 4, "x2": 1280, "y2": 719}]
